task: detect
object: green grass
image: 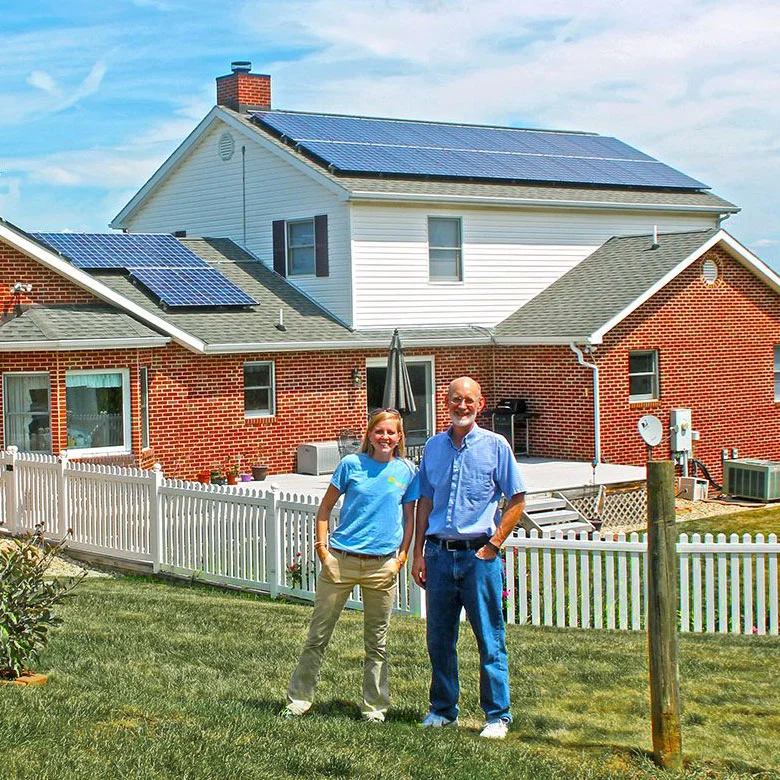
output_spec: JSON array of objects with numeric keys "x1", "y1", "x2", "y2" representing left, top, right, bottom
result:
[
  {"x1": 1, "y1": 577, "x2": 779, "y2": 780},
  {"x1": 676, "y1": 504, "x2": 780, "y2": 537}
]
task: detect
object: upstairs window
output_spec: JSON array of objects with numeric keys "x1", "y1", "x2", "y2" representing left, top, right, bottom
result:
[
  {"x1": 3, "y1": 372, "x2": 51, "y2": 453},
  {"x1": 244, "y1": 361, "x2": 275, "y2": 417},
  {"x1": 428, "y1": 217, "x2": 462, "y2": 281},
  {"x1": 629, "y1": 351, "x2": 659, "y2": 402},
  {"x1": 287, "y1": 219, "x2": 315, "y2": 276}
]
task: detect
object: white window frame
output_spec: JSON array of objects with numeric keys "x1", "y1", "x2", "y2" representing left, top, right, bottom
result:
[
  {"x1": 427, "y1": 216, "x2": 463, "y2": 282},
  {"x1": 64, "y1": 368, "x2": 131, "y2": 457},
  {"x1": 3, "y1": 371, "x2": 52, "y2": 453},
  {"x1": 365, "y1": 355, "x2": 436, "y2": 442},
  {"x1": 287, "y1": 218, "x2": 316, "y2": 277},
  {"x1": 774, "y1": 346, "x2": 780, "y2": 402},
  {"x1": 140, "y1": 367, "x2": 151, "y2": 450},
  {"x1": 244, "y1": 361, "x2": 276, "y2": 418},
  {"x1": 628, "y1": 350, "x2": 659, "y2": 402}
]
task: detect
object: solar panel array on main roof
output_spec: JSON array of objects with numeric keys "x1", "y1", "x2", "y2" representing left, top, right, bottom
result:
[
  {"x1": 32, "y1": 232, "x2": 257, "y2": 308},
  {"x1": 251, "y1": 111, "x2": 707, "y2": 190}
]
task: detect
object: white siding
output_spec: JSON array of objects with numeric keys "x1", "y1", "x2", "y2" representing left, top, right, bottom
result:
[
  {"x1": 125, "y1": 122, "x2": 353, "y2": 324},
  {"x1": 349, "y1": 202, "x2": 719, "y2": 329}
]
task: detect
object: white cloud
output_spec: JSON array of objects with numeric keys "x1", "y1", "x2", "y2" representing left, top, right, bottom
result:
[{"x1": 27, "y1": 70, "x2": 59, "y2": 94}]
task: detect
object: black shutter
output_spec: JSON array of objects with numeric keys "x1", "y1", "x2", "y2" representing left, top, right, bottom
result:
[
  {"x1": 272, "y1": 220, "x2": 286, "y2": 276},
  {"x1": 314, "y1": 214, "x2": 329, "y2": 277}
]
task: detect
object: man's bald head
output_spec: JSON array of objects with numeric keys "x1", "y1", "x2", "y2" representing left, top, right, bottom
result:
[{"x1": 448, "y1": 376, "x2": 482, "y2": 401}]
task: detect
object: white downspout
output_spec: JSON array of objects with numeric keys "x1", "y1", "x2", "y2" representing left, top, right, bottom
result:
[{"x1": 570, "y1": 343, "x2": 601, "y2": 464}]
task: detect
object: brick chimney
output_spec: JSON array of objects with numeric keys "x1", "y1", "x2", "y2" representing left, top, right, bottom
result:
[{"x1": 216, "y1": 61, "x2": 271, "y2": 113}]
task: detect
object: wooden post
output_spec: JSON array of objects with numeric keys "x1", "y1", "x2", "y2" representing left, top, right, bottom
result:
[{"x1": 646, "y1": 460, "x2": 683, "y2": 771}]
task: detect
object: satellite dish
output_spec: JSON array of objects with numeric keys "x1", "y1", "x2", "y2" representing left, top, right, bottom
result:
[{"x1": 638, "y1": 415, "x2": 663, "y2": 447}]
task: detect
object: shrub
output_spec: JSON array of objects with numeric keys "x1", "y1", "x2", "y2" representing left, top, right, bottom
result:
[{"x1": 0, "y1": 527, "x2": 83, "y2": 679}]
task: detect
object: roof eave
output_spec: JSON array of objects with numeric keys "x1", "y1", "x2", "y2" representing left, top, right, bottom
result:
[
  {"x1": 347, "y1": 189, "x2": 739, "y2": 214},
  {"x1": 0, "y1": 337, "x2": 170, "y2": 352},
  {"x1": 203, "y1": 334, "x2": 491, "y2": 353},
  {"x1": 493, "y1": 334, "x2": 601, "y2": 346}
]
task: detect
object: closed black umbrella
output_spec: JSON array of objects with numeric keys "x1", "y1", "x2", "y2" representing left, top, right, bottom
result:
[{"x1": 382, "y1": 329, "x2": 417, "y2": 415}]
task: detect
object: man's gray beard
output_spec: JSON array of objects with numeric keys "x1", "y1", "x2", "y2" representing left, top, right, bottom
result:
[{"x1": 451, "y1": 413, "x2": 476, "y2": 428}]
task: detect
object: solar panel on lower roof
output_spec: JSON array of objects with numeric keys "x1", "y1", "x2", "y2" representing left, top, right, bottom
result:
[
  {"x1": 32, "y1": 232, "x2": 210, "y2": 270},
  {"x1": 129, "y1": 267, "x2": 257, "y2": 307},
  {"x1": 251, "y1": 111, "x2": 707, "y2": 189}
]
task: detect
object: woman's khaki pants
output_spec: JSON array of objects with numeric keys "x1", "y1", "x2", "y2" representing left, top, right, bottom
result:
[{"x1": 287, "y1": 550, "x2": 398, "y2": 719}]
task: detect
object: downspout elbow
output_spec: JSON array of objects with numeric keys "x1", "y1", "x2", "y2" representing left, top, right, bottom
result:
[{"x1": 570, "y1": 343, "x2": 601, "y2": 464}]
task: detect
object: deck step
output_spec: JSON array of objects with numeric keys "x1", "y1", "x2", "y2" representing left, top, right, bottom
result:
[
  {"x1": 529, "y1": 509, "x2": 582, "y2": 525},
  {"x1": 524, "y1": 496, "x2": 567, "y2": 512},
  {"x1": 541, "y1": 521, "x2": 594, "y2": 535}
]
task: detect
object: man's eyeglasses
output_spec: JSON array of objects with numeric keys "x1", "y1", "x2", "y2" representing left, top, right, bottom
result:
[{"x1": 369, "y1": 407, "x2": 401, "y2": 417}]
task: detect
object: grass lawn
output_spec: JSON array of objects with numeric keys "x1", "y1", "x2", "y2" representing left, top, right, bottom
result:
[
  {"x1": 1, "y1": 576, "x2": 779, "y2": 780},
  {"x1": 676, "y1": 503, "x2": 780, "y2": 537}
]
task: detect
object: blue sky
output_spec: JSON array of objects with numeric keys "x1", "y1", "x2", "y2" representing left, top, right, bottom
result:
[{"x1": 2, "y1": 0, "x2": 779, "y2": 267}]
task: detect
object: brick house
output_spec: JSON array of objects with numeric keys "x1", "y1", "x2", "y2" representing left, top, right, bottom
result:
[{"x1": 2, "y1": 62, "x2": 778, "y2": 480}]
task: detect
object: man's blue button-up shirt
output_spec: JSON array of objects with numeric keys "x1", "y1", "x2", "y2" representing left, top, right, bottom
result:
[{"x1": 418, "y1": 424, "x2": 526, "y2": 539}]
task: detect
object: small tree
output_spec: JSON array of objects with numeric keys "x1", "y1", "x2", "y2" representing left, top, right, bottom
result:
[{"x1": 0, "y1": 527, "x2": 84, "y2": 680}]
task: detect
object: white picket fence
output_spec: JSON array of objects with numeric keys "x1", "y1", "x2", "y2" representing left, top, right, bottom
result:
[{"x1": 1, "y1": 448, "x2": 777, "y2": 634}]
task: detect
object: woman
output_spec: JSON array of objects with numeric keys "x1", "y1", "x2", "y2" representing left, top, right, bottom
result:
[{"x1": 282, "y1": 409, "x2": 418, "y2": 722}]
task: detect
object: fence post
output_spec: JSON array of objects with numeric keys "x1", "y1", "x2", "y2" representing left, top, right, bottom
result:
[
  {"x1": 646, "y1": 460, "x2": 683, "y2": 772},
  {"x1": 265, "y1": 488, "x2": 281, "y2": 597},
  {"x1": 57, "y1": 449, "x2": 69, "y2": 540},
  {"x1": 5, "y1": 446, "x2": 18, "y2": 535},
  {"x1": 149, "y1": 463, "x2": 164, "y2": 573}
]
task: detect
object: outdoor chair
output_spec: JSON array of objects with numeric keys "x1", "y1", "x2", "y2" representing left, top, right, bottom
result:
[{"x1": 337, "y1": 429, "x2": 361, "y2": 459}]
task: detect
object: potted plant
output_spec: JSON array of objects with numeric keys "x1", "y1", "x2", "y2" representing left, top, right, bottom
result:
[
  {"x1": 237, "y1": 455, "x2": 253, "y2": 482},
  {"x1": 226, "y1": 457, "x2": 239, "y2": 485},
  {"x1": 0, "y1": 527, "x2": 84, "y2": 686},
  {"x1": 210, "y1": 469, "x2": 226, "y2": 486},
  {"x1": 251, "y1": 449, "x2": 269, "y2": 481},
  {"x1": 196, "y1": 469, "x2": 211, "y2": 484}
]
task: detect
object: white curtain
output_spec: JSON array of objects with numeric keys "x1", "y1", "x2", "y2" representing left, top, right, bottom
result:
[{"x1": 3, "y1": 373, "x2": 50, "y2": 451}]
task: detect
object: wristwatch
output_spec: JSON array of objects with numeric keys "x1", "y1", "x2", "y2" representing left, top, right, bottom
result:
[{"x1": 485, "y1": 540, "x2": 501, "y2": 554}]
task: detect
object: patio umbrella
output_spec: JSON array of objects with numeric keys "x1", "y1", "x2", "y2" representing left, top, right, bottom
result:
[{"x1": 382, "y1": 329, "x2": 417, "y2": 415}]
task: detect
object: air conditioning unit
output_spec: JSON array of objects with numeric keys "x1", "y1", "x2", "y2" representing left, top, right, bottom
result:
[
  {"x1": 723, "y1": 458, "x2": 780, "y2": 501},
  {"x1": 297, "y1": 441, "x2": 341, "y2": 475}
]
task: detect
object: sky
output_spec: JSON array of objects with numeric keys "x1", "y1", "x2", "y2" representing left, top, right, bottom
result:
[{"x1": 1, "y1": 0, "x2": 779, "y2": 267}]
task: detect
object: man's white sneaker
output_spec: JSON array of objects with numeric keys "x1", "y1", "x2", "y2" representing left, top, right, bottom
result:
[
  {"x1": 479, "y1": 719, "x2": 509, "y2": 739},
  {"x1": 419, "y1": 712, "x2": 458, "y2": 728}
]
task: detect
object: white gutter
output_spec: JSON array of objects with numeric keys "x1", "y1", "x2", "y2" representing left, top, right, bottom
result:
[
  {"x1": 204, "y1": 335, "x2": 491, "y2": 354},
  {"x1": 348, "y1": 190, "x2": 739, "y2": 214},
  {"x1": 0, "y1": 337, "x2": 170, "y2": 352},
  {"x1": 497, "y1": 334, "x2": 600, "y2": 346},
  {"x1": 570, "y1": 344, "x2": 601, "y2": 464}
]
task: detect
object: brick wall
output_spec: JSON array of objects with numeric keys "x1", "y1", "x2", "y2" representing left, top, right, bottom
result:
[{"x1": 495, "y1": 246, "x2": 780, "y2": 478}]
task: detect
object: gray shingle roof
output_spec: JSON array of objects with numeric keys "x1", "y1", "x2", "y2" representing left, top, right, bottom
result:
[
  {"x1": 494, "y1": 229, "x2": 720, "y2": 343},
  {"x1": 0, "y1": 305, "x2": 166, "y2": 346},
  {"x1": 225, "y1": 109, "x2": 737, "y2": 213}
]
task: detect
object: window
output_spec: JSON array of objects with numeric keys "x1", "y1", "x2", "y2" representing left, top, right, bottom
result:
[
  {"x1": 428, "y1": 217, "x2": 462, "y2": 281},
  {"x1": 3, "y1": 373, "x2": 51, "y2": 452},
  {"x1": 629, "y1": 351, "x2": 659, "y2": 401},
  {"x1": 774, "y1": 347, "x2": 780, "y2": 401},
  {"x1": 244, "y1": 361, "x2": 275, "y2": 417},
  {"x1": 140, "y1": 367, "x2": 150, "y2": 449},
  {"x1": 65, "y1": 370, "x2": 130, "y2": 453},
  {"x1": 287, "y1": 219, "x2": 315, "y2": 276}
]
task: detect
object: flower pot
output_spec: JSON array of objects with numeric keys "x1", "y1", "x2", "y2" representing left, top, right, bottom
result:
[
  {"x1": 227, "y1": 474, "x2": 239, "y2": 485},
  {"x1": 240, "y1": 473, "x2": 253, "y2": 482},
  {"x1": 213, "y1": 477, "x2": 227, "y2": 486},
  {"x1": 0, "y1": 672, "x2": 48, "y2": 687},
  {"x1": 197, "y1": 471, "x2": 211, "y2": 484},
  {"x1": 252, "y1": 465, "x2": 269, "y2": 481}
]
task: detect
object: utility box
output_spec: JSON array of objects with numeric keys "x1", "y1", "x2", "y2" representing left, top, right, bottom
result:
[
  {"x1": 670, "y1": 408, "x2": 693, "y2": 454},
  {"x1": 678, "y1": 476, "x2": 708, "y2": 502},
  {"x1": 297, "y1": 441, "x2": 340, "y2": 475},
  {"x1": 723, "y1": 458, "x2": 780, "y2": 501}
]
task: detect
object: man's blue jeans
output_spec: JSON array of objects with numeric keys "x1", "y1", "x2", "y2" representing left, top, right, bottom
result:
[{"x1": 424, "y1": 540, "x2": 511, "y2": 723}]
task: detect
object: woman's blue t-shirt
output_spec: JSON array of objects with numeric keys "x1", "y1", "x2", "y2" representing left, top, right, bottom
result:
[{"x1": 329, "y1": 453, "x2": 420, "y2": 556}]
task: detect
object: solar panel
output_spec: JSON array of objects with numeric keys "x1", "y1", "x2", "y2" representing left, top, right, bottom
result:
[
  {"x1": 252, "y1": 111, "x2": 707, "y2": 189},
  {"x1": 129, "y1": 267, "x2": 257, "y2": 307},
  {"x1": 32, "y1": 232, "x2": 210, "y2": 270}
]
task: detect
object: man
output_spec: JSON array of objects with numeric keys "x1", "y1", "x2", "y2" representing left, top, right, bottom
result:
[{"x1": 412, "y1": 377, "x2": 526, "y2": 739}]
